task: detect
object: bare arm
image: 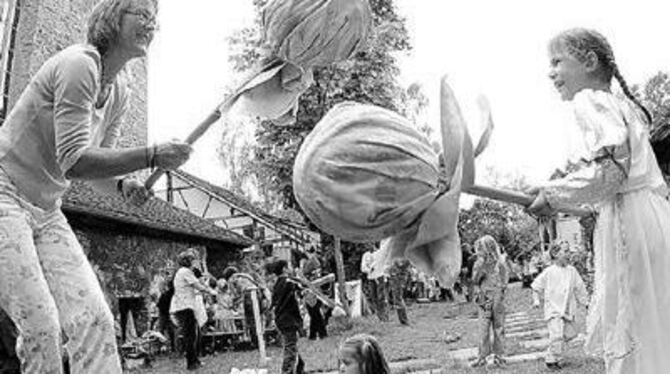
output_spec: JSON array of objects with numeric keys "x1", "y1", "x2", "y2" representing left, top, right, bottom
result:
[
  {"x1": 530, "y1": 270, "x2": 547, "y2": 308},
  {"x1": 532, "y1": 289, "x2": 542, "y2": 307},
  {"x1": 66, "y1": 146, "x2": 149, "y2": 179},
  {"x1": 190, "y1": 279, "x2": 216, "y2": 295},
  {"x1": 66, "y1": 142, "x2": 192, "y2": 180}
]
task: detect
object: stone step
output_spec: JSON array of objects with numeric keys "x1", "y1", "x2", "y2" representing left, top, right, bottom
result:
[
  {"x1": 519, "y1": 337, "x2": 550, "y2": 350},
  {"x1": 506, "y1": 322, "x2": 547, "y2": 334},
  {"x1": 518, "y1": 335, "x2": 585, "y2": 350},
  {"x1": 506, "y1": 317, "x2": 544, "y2": 325},
  {"x1": 505, "y1": 313, "x2": 543, "y2": 323},
  {"x1": 505, "y1": 312, "x2": 529, "y2": 319},
  {"x1": 505, "y1": 316, "x2": 543, "y2": 325},
  {"x1": 506, "y1": 328, "x2": 548, "y2": 339},
  {"x1": 445, "y1": 347, "x2": 478, "y2": 361},
  {"x1": 505, "y1": 350, "x2": 545, "y2": 363}
]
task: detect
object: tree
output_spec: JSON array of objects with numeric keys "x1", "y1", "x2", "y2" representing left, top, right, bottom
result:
[
  {"x1": 220, "y1": 0, "x2": 418, "y2": 279},
  {"x1": 400, "y1": 82, "x2": 432, "y2": 139},
  {"x1": 458, "y1": 198, "x2": 538, "y2": 262},
  {"x1": 222, "y1": 0, "x2": 413, "y2": 211},
  {"x1": 461, "y1": 170, "x2": 539, "y2": 261},
  {"x1": 635, "y1": 71, "x2": 670, "y2": 169},
  {"x1": 635, "y1": 71, "x2": 670, "y2": 132}
]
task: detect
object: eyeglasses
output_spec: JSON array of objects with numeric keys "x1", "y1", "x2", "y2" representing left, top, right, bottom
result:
[{"x1": 124, "y1": 9, "x2": 157, "y2": 26}]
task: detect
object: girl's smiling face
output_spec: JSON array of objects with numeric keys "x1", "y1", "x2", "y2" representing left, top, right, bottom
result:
[
  {"x1": 339, "y1": 347, "x2": 361, "y2": 374},
  {"x1": 547, "y1": 41, "x2": 592, "y2": 101}
]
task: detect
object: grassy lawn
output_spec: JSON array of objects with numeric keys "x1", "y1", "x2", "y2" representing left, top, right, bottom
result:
[{"x1": 130, "y1": 284, "x2": 605, "y2": 373}]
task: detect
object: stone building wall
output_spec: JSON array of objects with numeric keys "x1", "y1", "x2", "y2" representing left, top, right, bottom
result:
[
  {"x1": 8, "y1": 0, "x2": 148, "y2": 147},
  {"x1": 70, "y1": 223, "x2": 242, "y2": 300},
  {"x1": 68, "y1": 218, "x2": 243, "y2": 339}
]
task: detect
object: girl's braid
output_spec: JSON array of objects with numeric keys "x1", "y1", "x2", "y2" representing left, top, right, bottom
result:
[
  {"x1": 561, "y1": 28, "x2": 653, "y2": 124},
  {"x1": 611, "y1": 62, "x2": 653, "y2": 124}
]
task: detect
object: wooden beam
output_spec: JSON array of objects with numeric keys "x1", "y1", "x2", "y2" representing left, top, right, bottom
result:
[
  {"x1": 170, "y1": 174, "x2": 312, "y2": 244},
  {"x1": 249, "y1": 288, "x2": 267, "y2": 366},
  {"x1": 166, "y1": 172, "x2": 173, "y2": 203},
  {"x1": 334, "y1": 237, "x2": 350, "y2": 317},
  {"x1": 177, "y1": 189, "x2": 190, "y2": 211},
  {"x1": 205, "y1": 214, "x2": 245, "y2": 221},
  {"x1": 201, "y1": 195, "x2": 213, "y2": 218}
]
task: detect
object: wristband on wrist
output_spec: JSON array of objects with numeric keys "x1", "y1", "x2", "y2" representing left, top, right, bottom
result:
[
  {"x1": 150, "y1": 144, "x2": 157, "y2": 170},
  {"x1": 116, "y1": 178, "x2": 125, "y2": 194},
  {"x1": 144, "y1": 146, "x2": 151, "y2": 169}
]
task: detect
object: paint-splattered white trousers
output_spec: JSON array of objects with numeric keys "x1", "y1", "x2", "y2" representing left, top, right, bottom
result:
[{"x1": 0, "y1": 170, "x2": 121, "y2": 374}]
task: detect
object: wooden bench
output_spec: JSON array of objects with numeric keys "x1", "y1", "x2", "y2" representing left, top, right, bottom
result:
[{"x1": 201, "y1": 317, "x2": 246, "y2": 352}]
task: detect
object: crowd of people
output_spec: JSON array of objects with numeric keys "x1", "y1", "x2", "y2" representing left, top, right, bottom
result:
[
  {"x1": 356, "y1": 230, "x2": 598, "y2": 371},
  {"x1": 144, "y1": 247, "x2": 336, "y2": 371},
  {"x1": 0, "y1": 0, "x2": 668, "y2": 372}
]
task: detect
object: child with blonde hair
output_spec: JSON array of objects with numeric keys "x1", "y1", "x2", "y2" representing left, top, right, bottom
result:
[
  {"x1": 470, "y1": 235, "x2": 508, "y2": 367},
  {"x1": 338, "y1": 334, "x2": 390, "y2": 374},
  {"x1": 528, "y1": 28, "x2": 670, "y2": 373}
]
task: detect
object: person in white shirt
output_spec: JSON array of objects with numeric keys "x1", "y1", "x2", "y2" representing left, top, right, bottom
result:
[
  {"x1": 360, "y1": 247, "x2": 389, "y2": 321},
  {"x1": 532, "y1": 244, "x2": 589, "y2": 369},
  {"x1": 170, "y1": 250, "x2": 216, "y2": 371},
  {"x1": 360, "y1": 247, "x2": 374, "y2": 306}
]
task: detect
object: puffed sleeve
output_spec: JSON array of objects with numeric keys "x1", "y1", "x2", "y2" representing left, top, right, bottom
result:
[
  {"x1": 52, "y1": 50, "x2": 99, "y2": 173},
  {"x1": 542, "y1": 90, "x2": 630, "y2": 210}
]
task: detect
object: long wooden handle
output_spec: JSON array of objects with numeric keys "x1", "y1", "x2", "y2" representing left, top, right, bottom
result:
[
  {"x1": 465, "y1": 184, "x2": 593, "y2": 217},
  {"x1": 288, "y1": 276, "x2": 340, "y2": 309},
  {"x1": 143, "y1": 61, "x2": 282, "y2": 190},
  {"x1": 144, "y1": 104, "x2": 227, "y2": 189}
]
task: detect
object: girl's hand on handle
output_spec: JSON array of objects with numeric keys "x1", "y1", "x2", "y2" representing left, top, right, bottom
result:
[
  {"x1": 527, "y1": 191, "x2": 554, "y2": 217},
  {"x1": 154, "y1": 141, "x2": 193, "y2": 170},
  {"x1": 525, "y1": 185, "x2": 541, "y2": 196}
]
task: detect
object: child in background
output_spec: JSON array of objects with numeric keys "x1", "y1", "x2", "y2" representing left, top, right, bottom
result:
[
  {"x1": 470, "y1": 235, "x2": 508, "y2": 367},
  {"x1": 213, "y1": 279, "x2": 240, "y2": 333},
  {"x1": 338, "y1": 334, "x2": 390, "y2": 374},
  {"x1": 532, "y1": 244, "x2": 589, "y2": 369},
  {"x1": 266, "y1": 260, "x2": 305, "y2": 374}
]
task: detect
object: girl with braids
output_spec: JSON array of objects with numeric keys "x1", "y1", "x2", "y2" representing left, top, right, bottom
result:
[
  {"x1": 338, "y1": 334, "x2": 390, "y2": 374},
  {"x1": 528, "y1": 28, "x2": 670, "y2": 374},
  {"x1": 470, "y1": 235, "x2": 508, "y2": 367}
]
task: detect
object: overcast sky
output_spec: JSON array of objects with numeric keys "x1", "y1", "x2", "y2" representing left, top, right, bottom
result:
[{"x1": 148, "y1": 0, "x2": 670, "y2": 189}]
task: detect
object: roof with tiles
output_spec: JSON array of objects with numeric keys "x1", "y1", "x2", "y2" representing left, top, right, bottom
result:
[{"x1": 62, "y1": 181, "x2": 252, "y2": 247}]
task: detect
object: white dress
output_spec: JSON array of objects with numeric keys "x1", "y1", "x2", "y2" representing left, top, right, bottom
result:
[{"x1": 542, "y1": 89, "x2": 670, "y2": 374}]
